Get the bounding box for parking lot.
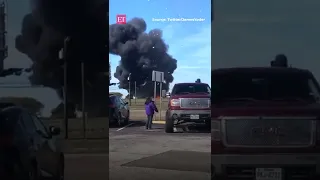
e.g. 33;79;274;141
109;120;211;180
47;110;210;180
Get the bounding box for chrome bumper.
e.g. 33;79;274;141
212;154;320;176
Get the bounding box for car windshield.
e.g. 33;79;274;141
172;84;211;95
109;96;116;104
212;71;320;103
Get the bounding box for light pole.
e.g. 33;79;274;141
0;1;8;73
128;74;131;105
81;61;86;138
62;37;70;139
134;81;136;104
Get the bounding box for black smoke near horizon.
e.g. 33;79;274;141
15;0;109;116
109;18;178;97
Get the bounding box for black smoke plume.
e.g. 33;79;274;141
15;0;109;116
109;18;177;97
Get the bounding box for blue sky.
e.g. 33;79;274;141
109;0;211;96
0;0;211;116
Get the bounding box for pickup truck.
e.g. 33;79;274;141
211;67;320;180
165;82;211;133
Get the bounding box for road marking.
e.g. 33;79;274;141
153;121;166;124
116;123;135;131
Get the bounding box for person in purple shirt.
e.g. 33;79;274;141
144;97;158;129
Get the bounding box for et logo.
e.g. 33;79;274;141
116;14;126;24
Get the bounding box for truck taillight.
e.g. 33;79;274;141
170;99;180;107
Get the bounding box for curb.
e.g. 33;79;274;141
153;120;166;124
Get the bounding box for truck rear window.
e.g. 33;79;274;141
172;84;211;95
212;72;320;103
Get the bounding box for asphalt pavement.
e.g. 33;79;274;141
65;153;109;180
109;120;211;180
59;118;210;180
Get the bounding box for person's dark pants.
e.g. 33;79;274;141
146;115;153;129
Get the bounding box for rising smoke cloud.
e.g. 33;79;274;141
109;18;177;97
15;0;109;116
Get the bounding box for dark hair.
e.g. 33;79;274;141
145;97;152;105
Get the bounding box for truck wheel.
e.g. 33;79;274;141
165;118;174;133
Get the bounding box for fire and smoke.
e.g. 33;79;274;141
15;0;109;116
109;18;177;97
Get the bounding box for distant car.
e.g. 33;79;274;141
109;95;130;126
0;105;64;180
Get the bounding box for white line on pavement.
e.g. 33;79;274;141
116;123;135;131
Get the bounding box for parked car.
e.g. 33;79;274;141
211;67;320;179
165;82;211;133
109;95;130;126
0;104;64;180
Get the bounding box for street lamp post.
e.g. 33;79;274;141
81;61;86;138
62;37;70;139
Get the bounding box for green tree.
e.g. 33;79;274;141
0;97;44;114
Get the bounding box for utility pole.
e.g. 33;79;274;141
0;2;7;73
128;80;131;105
128;74;131;105
81;61;86;139
159;74;163;121
134;81;137;104
62;37;70;139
